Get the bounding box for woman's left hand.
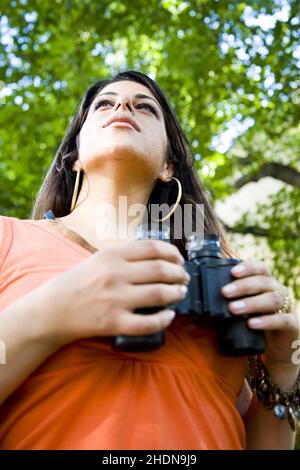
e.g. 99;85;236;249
221;260;300;365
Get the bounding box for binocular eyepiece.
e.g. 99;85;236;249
113;225;265;357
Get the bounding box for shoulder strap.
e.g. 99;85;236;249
44;210;56;220
43;211;98;254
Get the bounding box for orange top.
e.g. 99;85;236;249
0;215;247;450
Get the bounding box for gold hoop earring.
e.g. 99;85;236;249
70;168;81;212
152;177;182;222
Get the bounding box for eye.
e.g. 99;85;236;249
94;99;113;110
94;99;158;116
136;103;158;116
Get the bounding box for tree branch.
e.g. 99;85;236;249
223;222;298;239
235;162;300;188
223;223;270;237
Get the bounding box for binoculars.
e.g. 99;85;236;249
112;225;265;357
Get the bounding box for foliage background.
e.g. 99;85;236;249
0;0;300;448
1;0;299;296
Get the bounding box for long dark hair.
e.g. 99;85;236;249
31;70;235;258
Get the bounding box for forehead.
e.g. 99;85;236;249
97;80;156;99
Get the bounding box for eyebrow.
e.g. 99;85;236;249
96;92;161;109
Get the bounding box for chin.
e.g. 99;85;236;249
98;144;145;161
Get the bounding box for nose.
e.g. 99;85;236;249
113;95;134;113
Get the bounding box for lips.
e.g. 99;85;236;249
103;115;140;131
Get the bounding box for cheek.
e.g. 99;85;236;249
154;130;168;161
78;120;99;152
143;131;165;162
80;118;98;139
148;124;167;147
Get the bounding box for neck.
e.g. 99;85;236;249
60;168;156;246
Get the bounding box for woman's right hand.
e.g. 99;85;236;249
46;239;190;346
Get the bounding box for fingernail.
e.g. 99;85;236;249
231;300;246;311
184;273;191;284
180;285;188;296
232;264;245;274
164;310;176;321
223;283;237;294
180;255;185;264
248;318;263;327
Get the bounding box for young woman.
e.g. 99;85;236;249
0;70;299;450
